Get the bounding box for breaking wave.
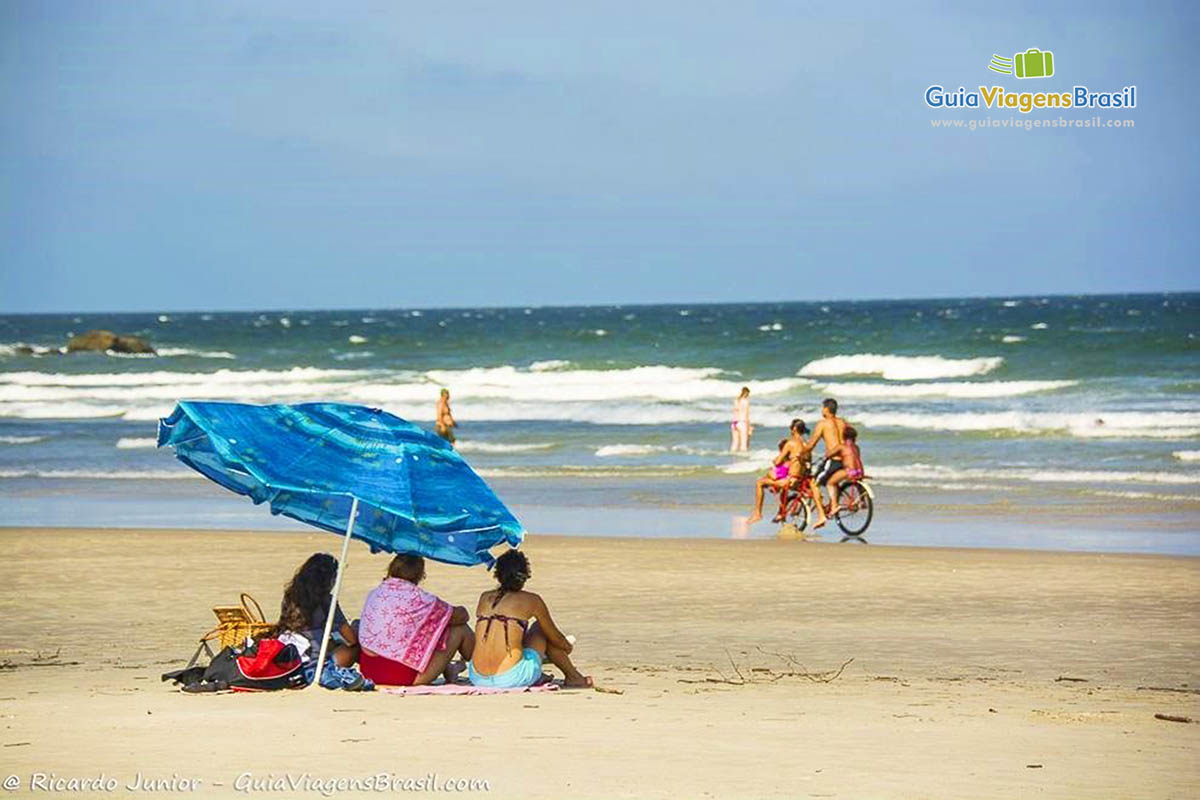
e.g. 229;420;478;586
868;463;1200;486
0;468;196;480
455;441;557;454
853;410;1200;439
115;437;158;449
156;348;236;359
815;380;1075;399
799;354;1003;381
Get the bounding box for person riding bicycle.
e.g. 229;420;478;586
770;424;815;522
806;398;847;529
821;425;864;520
747;419;811;525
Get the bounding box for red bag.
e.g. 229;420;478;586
198;638;306;692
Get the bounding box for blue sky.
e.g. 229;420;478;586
2;1;1196;312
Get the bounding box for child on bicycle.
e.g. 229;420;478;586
820;425;864;521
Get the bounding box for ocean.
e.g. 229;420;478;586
1;294;1197;554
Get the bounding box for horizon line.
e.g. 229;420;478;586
1;288;1196;318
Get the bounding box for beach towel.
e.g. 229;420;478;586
359;578;452;671
379;683;559;696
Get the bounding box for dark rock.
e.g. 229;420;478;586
66;329;156;355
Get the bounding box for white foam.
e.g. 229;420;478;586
529;360;571;372
403;365;805;404
0;343;64;357
122;406;181;421
156;348;237;359
0;402;129;419
0;468;196;480
1089;490;1199;503
595;444;668;457
798;354;1003;381
1031;322;1049;330
115;437;157;449
455;441;556;454
0;367;370;387
1173;450;1200;462
1001;335;1026;344
348;335;369;344
816;380;1075;399
0;435;45;445
0;364;803;413
719;449;780;474
853;410;1200;439
869;463;1200;486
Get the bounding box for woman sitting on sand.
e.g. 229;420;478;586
357;554;475;686
469;550;592;689
276;553;367;689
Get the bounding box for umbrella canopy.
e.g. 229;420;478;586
157;401;523;566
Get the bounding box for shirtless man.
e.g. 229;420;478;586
435;388;457;446
746;419;811;524
806;398;847;529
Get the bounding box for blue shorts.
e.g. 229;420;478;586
468;648;543;689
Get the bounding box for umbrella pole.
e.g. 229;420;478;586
311;496;359;691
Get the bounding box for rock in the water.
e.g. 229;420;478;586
66;329;156;355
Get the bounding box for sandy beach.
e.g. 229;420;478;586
0;527;1196;798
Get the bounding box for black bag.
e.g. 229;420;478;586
164;638;306;692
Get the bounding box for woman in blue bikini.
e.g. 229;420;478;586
468;550;592;689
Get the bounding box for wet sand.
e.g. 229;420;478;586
1;527;1197;798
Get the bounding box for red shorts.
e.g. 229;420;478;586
359;650;419;686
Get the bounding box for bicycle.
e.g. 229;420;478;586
776;464;875;537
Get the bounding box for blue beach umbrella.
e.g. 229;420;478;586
157;401;524;685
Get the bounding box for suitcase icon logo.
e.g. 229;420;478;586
988;48;1055;79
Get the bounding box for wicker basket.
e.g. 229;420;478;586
210;593;274;648
187;593;274;666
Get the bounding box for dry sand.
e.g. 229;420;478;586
1;527;1197;799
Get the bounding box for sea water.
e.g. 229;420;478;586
1;294;1196;553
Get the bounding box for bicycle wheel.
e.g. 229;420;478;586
835;482;873;536
787;495;811;531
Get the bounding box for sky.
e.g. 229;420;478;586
1;1;1197;313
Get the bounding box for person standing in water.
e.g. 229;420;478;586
435;388;457;446
730;386;752;452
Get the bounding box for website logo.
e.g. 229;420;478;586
925;46;1135;114
989;48;1055;79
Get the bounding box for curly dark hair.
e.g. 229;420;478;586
276;553;337;634
492;549;530;596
